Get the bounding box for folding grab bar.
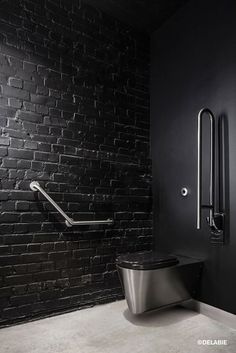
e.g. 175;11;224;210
197;108;215;229
30;181;113;227
197;108;224;235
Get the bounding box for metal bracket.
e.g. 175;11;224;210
207;213;225;243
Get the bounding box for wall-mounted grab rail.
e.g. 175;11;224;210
197;108;215;229
30;181;113;227
197;108;224;236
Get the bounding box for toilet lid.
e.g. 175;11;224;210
116;251;179;270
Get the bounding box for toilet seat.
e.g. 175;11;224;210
116;251;179;270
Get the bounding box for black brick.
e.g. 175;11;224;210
16;111;43;123
0;137;10;146
0;213;20;223
8;77;23;88
0;147;7;157
10;294;38;306
2;159;17;168
5;274;32;285
32;271;60;281
0;0;152;326
34;151;59;162
0;246;10;255
8;149;34;160
16;202;29;211
3;235;33;245
10;191;35;201
2;86;30;100
21;252;48;263
0;287;12;298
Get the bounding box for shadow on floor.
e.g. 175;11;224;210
123;305;199;328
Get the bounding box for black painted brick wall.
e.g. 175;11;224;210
0;0;152;325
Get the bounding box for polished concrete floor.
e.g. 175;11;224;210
0;300;235;353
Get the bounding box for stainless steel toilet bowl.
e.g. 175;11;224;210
117;254;203;314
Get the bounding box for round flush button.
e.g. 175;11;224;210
181;187;188;197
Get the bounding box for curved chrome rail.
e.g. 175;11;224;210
197;108;224;235
30;181;113;227
197;108;215;229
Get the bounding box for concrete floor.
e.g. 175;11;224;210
0;300;235;353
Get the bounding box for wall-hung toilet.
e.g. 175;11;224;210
116;251;203;314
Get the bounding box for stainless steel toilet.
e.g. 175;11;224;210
116;251;203;314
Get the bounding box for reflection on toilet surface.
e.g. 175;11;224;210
117;252;203;314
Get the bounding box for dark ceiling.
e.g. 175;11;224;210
84;0;189;33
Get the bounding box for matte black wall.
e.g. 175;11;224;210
151;0;236;314
0;0;152;325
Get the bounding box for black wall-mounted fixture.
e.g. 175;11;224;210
197;108;226;244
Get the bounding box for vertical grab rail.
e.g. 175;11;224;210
197;108;215;229
197;108;225;237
